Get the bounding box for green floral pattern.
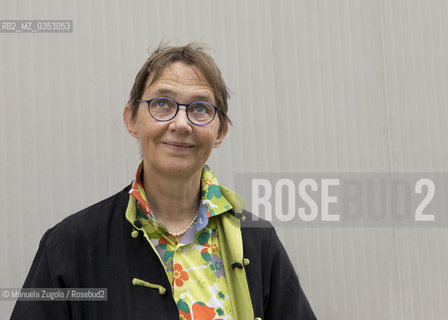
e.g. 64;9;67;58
129;162;234;319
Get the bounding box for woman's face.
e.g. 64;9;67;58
124;62;228;179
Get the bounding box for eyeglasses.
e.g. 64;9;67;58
137;97;220;126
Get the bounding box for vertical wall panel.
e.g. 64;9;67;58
1;0;447;319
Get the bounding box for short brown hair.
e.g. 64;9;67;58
127;43;231;133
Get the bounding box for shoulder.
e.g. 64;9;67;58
240;209;276;237
42;184;131;248
239;209;282;256
239;209;297;272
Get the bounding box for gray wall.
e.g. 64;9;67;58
1;0;447;319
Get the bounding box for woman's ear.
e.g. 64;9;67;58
123;105;139;138
213;121;229;148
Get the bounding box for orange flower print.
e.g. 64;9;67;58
203;178;213;186
192;302;215;320
173;263;189;287
200;242;210;255
179;310;192;320
210;242;219;254
200;241;219;257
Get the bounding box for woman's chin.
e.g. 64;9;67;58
159;162;202;178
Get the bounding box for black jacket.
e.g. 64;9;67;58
11;185;316;319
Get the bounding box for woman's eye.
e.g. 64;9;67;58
156;100;168;108
194;104;207;113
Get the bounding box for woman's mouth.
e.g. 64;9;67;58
162;141;194;151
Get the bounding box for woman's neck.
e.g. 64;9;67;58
142;162;202;231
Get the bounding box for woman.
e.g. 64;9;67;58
11;43;316;320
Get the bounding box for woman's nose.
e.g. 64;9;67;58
168;105;193;133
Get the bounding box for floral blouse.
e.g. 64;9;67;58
129;162;234;320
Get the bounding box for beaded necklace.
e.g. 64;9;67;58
170;211;199;237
